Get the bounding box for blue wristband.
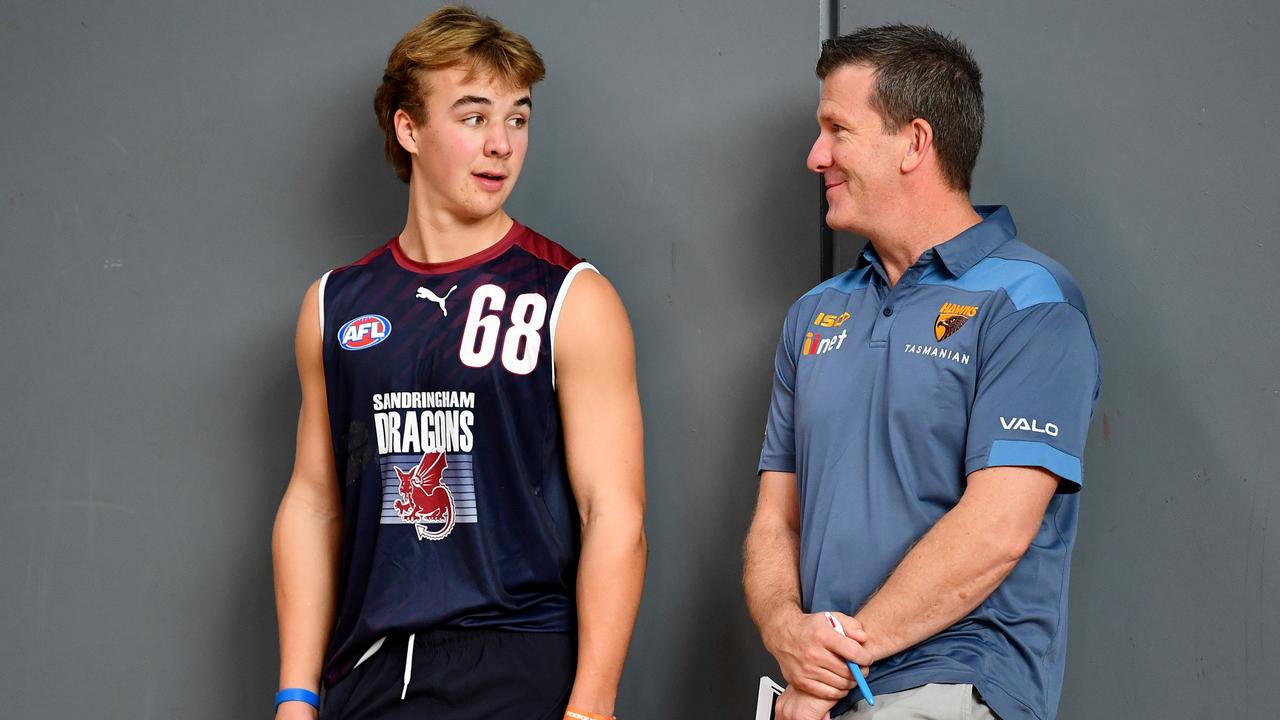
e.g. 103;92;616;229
275;688;321;712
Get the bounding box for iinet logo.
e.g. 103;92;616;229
802;328;848;356
1000;417;1059;437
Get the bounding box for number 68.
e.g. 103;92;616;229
458;284;547;375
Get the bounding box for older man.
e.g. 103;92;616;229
745;25;1101;720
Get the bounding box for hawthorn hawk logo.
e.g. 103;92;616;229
934;302;979;342
392;450;456;541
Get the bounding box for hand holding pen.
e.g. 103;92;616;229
824;612;875;706
760;609;873;705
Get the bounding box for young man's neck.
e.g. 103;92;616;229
864;189;982;287
398;203;514;265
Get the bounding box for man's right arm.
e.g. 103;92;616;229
272;280;342;720
743;471;869;707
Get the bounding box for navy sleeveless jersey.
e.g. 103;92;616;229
317;221;593;687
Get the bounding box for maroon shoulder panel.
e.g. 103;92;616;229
512;224;582;271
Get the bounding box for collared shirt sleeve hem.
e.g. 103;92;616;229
757;456;796;475
758;303;802;480
968;439;1083;490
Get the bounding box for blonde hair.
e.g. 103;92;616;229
374;5;546;183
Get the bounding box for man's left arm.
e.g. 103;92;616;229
554;269;647;718
856;299;1101;662
852;465;1057;661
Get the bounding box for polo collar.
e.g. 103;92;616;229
933;205;1017;276
854;205;1017;278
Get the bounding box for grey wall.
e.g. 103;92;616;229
0;1;818;718
3;1;1278;719
832;2;1280;718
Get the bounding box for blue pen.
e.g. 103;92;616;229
823;611;875;706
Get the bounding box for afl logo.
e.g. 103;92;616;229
338;314;392;351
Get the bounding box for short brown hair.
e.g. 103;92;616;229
373;5;546;183
817;24;983;192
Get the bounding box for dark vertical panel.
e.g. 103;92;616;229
0;1;821;717
818;0;838;280
831;2;1280;717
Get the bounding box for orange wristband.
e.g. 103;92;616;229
565;708;614;720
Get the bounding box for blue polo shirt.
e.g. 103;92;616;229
759;206;1101;720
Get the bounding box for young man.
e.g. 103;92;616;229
272;7;646;720
744;25;1101;720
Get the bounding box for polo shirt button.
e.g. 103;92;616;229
883;307;894;317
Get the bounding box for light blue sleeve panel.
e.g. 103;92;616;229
965;301;1101;490
759;304;801;474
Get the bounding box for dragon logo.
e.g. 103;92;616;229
392;450;455;541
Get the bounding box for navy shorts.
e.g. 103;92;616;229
320;629;576;720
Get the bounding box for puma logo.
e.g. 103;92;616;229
417;285;458;316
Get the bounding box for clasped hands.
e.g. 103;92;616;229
764;610;873;720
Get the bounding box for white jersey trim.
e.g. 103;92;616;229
549;261;599;389
317;270;332;340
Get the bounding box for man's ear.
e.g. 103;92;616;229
900;117;934;175
394;108;420;155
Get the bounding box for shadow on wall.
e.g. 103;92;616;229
224;355;298;715
637;100;815;717
222;82;405;713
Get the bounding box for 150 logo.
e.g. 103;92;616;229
813;311;851;328
459;284;548;375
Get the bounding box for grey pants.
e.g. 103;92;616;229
834;683;999;720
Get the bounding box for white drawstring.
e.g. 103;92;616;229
354;637;385;669
401;633;415;700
